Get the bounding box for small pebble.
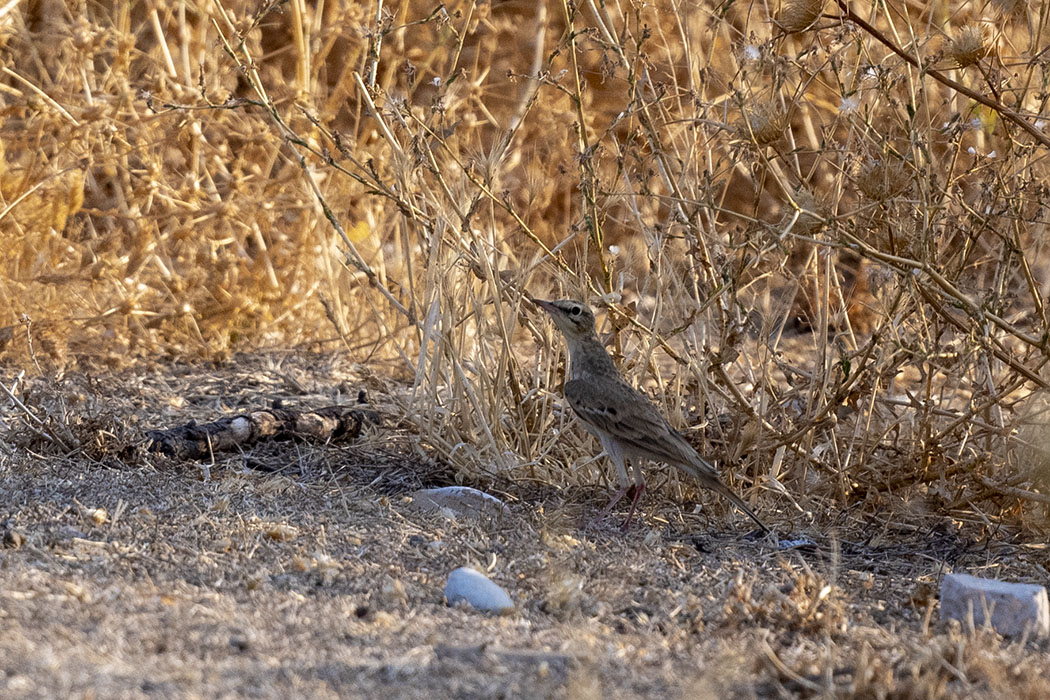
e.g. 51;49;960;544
409;487;507;520
444;567;514;614
263;523;298;541
3;528;25;549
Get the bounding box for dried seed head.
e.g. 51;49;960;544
736;103;787;146
777;0;824;33
781;188;827;236
856;158;911;201
947;26;990;68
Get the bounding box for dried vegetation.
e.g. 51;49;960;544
3;0;1050;695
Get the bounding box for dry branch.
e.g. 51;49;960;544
145;395;380;460
978;476;1050;506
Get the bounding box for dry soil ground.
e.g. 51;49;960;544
2;354;1049;699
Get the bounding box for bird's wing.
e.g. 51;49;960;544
564;378;718;480
564;378;660;440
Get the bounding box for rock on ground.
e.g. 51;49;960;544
408;487;507;520
444;567;514;614
940;573;1050;637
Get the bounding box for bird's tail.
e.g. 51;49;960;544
680;453;771;534
713;482;770;535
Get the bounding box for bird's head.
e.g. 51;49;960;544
535;299;596;339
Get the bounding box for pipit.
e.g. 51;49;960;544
536;299;769;533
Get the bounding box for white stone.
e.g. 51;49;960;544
940;573;1050;637
444;567;514;614
409;487;507;520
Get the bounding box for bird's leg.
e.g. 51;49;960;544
620;460;647;531
594;484;630;521
588;437;632;526
620;483;646;531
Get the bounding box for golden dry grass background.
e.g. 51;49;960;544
3;0;1050;532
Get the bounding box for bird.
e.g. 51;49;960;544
535;298;769;533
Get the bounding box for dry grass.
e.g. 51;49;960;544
3;0;1050;694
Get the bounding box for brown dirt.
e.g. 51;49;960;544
2;354;1049;699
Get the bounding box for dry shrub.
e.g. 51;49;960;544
722;561;847;636
2;0;1050;534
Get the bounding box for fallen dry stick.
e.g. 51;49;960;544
146;393;380;460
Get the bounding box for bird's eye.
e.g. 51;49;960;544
570;306;581;316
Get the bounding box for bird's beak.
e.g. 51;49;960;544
533;299;558;315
